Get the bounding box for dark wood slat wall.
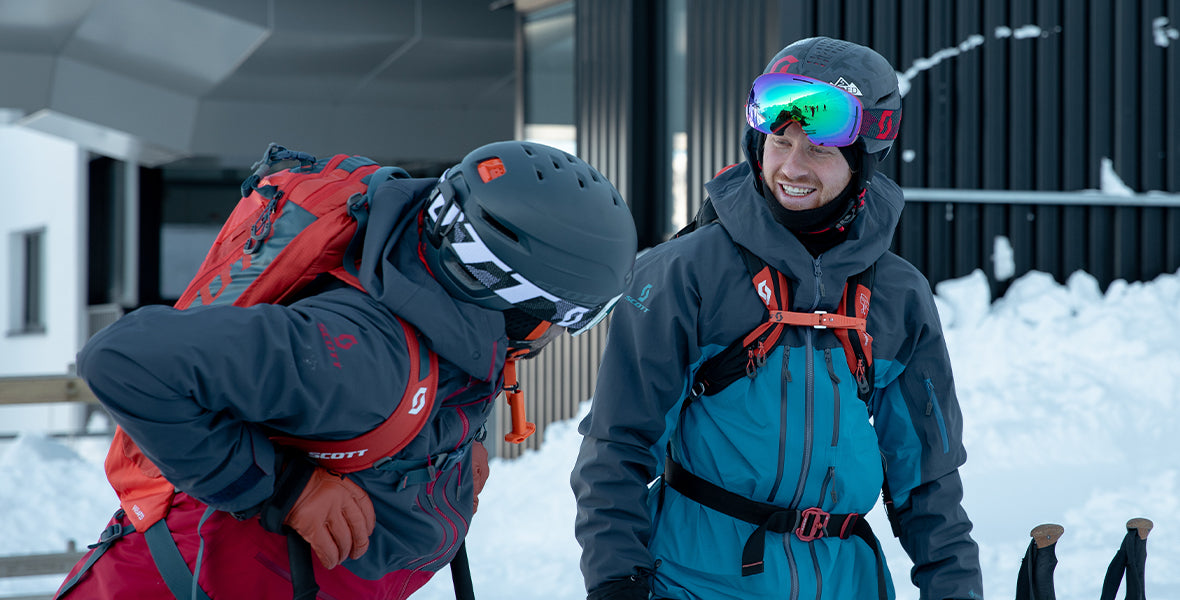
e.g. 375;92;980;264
672;0;1178;296
683;0;771;223
494;0;1178;457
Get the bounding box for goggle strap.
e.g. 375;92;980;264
859;107;902;141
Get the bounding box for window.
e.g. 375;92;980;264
9;228;46;335
666;0;687;232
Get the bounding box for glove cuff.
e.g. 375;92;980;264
258;454;316;533
587;574;651;600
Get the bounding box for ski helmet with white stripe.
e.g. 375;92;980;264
421;141;637;335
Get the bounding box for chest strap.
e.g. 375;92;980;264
664;456;886;598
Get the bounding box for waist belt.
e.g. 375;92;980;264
664;456;887;598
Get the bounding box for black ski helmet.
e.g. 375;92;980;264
761;36;902;158
421;140;637;334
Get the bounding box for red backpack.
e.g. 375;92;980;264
104;143;439;533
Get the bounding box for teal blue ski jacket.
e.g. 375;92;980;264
572;140;983;600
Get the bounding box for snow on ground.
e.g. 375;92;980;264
2;267;1178;600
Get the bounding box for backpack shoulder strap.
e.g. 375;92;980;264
343;165;412;279
686;245;785;400
688;250;879;406
269;318;439;473
673;196;721;239
834;262;876;404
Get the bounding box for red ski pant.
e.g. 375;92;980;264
55;493;435;600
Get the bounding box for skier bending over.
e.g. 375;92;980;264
58;141;638;599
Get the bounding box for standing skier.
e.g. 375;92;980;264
571;37;984;599
57;141;637;599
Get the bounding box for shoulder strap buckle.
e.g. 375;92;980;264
768;310;866;331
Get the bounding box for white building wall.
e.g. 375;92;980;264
0;125;89;431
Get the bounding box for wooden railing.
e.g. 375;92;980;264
0;377;98;406
0;378;97;598
0;542;85;600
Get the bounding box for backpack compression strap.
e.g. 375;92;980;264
686;257;790;400
835;265;875;400
269;318;439;473
687;243;876;405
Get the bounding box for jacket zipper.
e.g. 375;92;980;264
923;378;951;453
819;466;836;506
824;348;841;446
404;465;465;573
789;256;824;510
767;348;790;503
785;257;825;600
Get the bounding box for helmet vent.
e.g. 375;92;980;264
552;158;562;169
522;145;535;156
577;177;585;188
535;168;544;181
481;213;519;241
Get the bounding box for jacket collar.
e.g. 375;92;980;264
356;178;506;381
704;159;903;311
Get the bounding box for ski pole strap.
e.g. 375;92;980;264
663;455;886;598
142;517;212;600
450;541;476;600
287;532;321;600
56;509;136;598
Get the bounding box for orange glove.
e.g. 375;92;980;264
283;467;375;569
472;440;490;513
257;456;376;570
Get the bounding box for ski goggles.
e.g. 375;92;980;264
745;73;900;147
426;182;613;334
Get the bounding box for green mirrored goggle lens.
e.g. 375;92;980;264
745;73;863;147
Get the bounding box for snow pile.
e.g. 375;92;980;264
2;268;1178;600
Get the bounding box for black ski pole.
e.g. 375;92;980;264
451;541;475;600
287;532;320;600
1015;523;1064;600
1099;517;1152;600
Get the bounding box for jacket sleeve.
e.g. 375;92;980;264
870;274;984;600
77;287;411;513
570;244;706;594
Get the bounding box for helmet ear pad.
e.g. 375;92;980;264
503;307;545;342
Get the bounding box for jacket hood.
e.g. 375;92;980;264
704;157;903;311
354;177;507;381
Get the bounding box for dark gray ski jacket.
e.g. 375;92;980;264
78;177;505;579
